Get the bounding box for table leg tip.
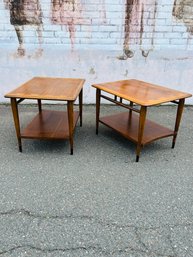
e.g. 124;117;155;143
136;156;139;162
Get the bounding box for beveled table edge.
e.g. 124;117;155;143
4;77;86;101
92;79;192;106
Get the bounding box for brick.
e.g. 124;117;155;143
0;1;192;51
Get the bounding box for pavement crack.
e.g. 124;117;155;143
0;245;103;255
0;246;23;256
132;227;175;257
0;244;177;256
0;208;94;221
1;208;193;230
0;209;192;256
134;226;149;251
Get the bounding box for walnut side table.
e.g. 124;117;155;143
5;77;85;154
92;79;192;162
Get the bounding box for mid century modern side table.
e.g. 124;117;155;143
5;77;85;154
92;79;192;162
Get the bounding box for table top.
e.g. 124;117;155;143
5;77;85;101
92;79;192;106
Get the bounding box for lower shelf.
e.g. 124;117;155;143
99;112;174;145
21;110;79;140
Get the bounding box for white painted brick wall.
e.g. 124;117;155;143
0;0;192;50
0;0;193;104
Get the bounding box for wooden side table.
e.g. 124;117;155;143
92;79;192;162
5;77;85;154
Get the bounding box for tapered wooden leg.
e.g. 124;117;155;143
79;89;83;127
67;101;74;155
37;99;42;113
172;98;185;149
96;89;101;135
136;106;147;162
11;98;22;152
129;101;133;124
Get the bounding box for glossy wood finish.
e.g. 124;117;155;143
96;88;101;135
5;77;85;101
79;89;83;127
67;101;74;155
5;77;85;154
100;112;174;145
10;98;22;152
21;110;79;139
92;79;192;106
93;79;192;161
172;98;185;149
136;106;147;162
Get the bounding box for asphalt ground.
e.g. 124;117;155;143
0;104;193;257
